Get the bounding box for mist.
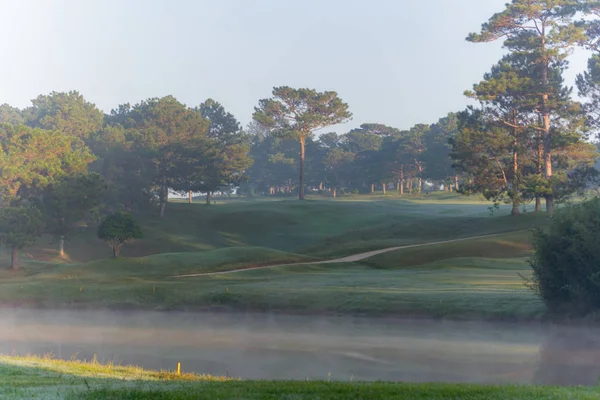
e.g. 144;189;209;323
0;308;598;385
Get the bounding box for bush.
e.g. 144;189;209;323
529;197;600;314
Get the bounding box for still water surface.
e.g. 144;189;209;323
1;309;598;385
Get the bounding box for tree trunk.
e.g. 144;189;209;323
408;179;413;194
399;166;404;196
112;244;120;258
333;188;337;198
319;182;323;191
159;174;167;218
512;201;520;216
299;137;306;200
206;192;211;205
512;112;520;217
418;178;422;194
59;236;65;258
535;118;543;213
382;184;387;195
188;190;193;204
371;184;375;193
454;176;459;192
541;37;554;217
10;246;19;270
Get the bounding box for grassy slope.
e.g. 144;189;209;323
0;232;544;318
17;192;546;263
0;193;550;317
1;356;598;400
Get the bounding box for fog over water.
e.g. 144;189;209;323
2;309;599;385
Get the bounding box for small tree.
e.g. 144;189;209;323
529;198;600;315
0;206;44;269
97;213;142;258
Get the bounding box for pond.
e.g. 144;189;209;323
1;309;598;385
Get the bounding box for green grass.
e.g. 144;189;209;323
17;194;545;263
363;230;534;269
80;383;600;400
0;232;544;319
0;195;551;318
0;355;598;399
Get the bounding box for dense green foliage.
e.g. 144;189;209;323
97;213;143;257
529;197;600;314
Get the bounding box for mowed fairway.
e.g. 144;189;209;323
0;194;548;319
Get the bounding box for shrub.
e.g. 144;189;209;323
529;197;600;314
97;212;142;258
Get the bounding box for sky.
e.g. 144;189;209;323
0;0;592;133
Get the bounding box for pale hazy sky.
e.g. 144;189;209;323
0;0;591;133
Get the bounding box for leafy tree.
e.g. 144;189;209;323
379;133;410;195
462;54;538;215
452;108;514;207
528;198;600;314
192;99;252;204
43;173;106;257
323;147;354;197
199;99;241;141
344;125;385;153
342;124;386;192
117;96;208;216
253;87;351;200
25;91;104;140
404;124;430;193
97;212;143;258
0;124;95;203
468;0;587;216
0;104;23;125
0;206;44;269
423;113;459;188
242;124;297;196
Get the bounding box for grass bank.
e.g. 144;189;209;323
0;355;598;400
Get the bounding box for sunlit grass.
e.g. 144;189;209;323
0;355;599;399
0;354;230;382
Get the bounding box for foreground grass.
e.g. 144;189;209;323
82;383;600;400
0;355;598;400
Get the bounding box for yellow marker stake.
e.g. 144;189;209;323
177;362;181;375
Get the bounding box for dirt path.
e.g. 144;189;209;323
173;233;505;278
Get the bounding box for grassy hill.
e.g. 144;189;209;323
0;193;551;318
14;192;547;263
